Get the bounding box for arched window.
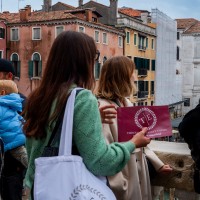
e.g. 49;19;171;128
11;53;20;78
177;46;180;60
28;52;42;78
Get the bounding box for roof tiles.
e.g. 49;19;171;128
176;18;198;29
118;8;141;17
0;10;76;23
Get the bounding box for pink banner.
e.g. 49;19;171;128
117;106;172;142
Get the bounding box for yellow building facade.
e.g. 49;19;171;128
117;11;156;106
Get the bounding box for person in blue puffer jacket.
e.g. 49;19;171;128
0;80;27;168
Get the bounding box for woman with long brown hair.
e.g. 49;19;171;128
97;56;172;200
23;31;150;199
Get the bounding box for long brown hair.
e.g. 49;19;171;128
23;31;97;139
97;56;136;102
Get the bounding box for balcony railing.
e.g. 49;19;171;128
138;68;147;76
138;91;148;98
138;45;146;51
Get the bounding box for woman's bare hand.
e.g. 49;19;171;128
158;164;173;174
131;127;151;148
99;104;117;124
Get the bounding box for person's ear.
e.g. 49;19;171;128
6;72;13;80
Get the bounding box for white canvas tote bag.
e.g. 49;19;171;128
34;88;116;200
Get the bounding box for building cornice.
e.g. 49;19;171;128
6;18;125;36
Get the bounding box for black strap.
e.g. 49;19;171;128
47;109;65;147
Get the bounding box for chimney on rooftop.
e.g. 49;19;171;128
79;0;83;7
85;9;92;22
25;5;31;16
43;0;52;12
109;0;118;25
141;12;149;24
19;9;28;22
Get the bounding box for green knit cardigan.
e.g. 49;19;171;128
25;89;135;190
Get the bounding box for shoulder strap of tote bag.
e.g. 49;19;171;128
58;87;82;156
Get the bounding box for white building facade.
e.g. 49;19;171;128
176;19;200;114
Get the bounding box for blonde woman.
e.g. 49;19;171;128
97;56;172;200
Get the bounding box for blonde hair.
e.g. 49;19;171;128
97;56;136;101
0;80;18;94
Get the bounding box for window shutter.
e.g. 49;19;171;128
146;38;148;48
151;60;155;71
134;34;137;45
147;59;150;70
38;61;42;77
28;61;33;78
95;62;101;79
17;61;21;78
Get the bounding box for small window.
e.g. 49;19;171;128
94;30;100;43
145;102;148;106
92;17;98;23
11;53;20;78
184;98;190;107
126;31;130;44
118;36;123;47
0;51;3;59
151;39;154;49
0;27;5;39
102;32;108;44
134;33;137;45
55;26;64;37
79;26;85;33
32;27;41;40
151;101;154;106
11;28;19;41
177;32;180;40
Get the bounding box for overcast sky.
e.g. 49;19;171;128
1;0;200;20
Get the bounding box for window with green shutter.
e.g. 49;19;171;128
146;37;148;48
31;53;42;77
134;33;137;45
144;59;150;70
126;31;130;44
0;27;5;39
151;39;154;49
11;53;20;78
151;60;156;71
94;62;101;79
134;57;139;69
151;81;154;95
28;60;33;78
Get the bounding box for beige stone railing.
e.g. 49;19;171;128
148;140;200;200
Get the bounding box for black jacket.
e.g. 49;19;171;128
178;104;200;193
